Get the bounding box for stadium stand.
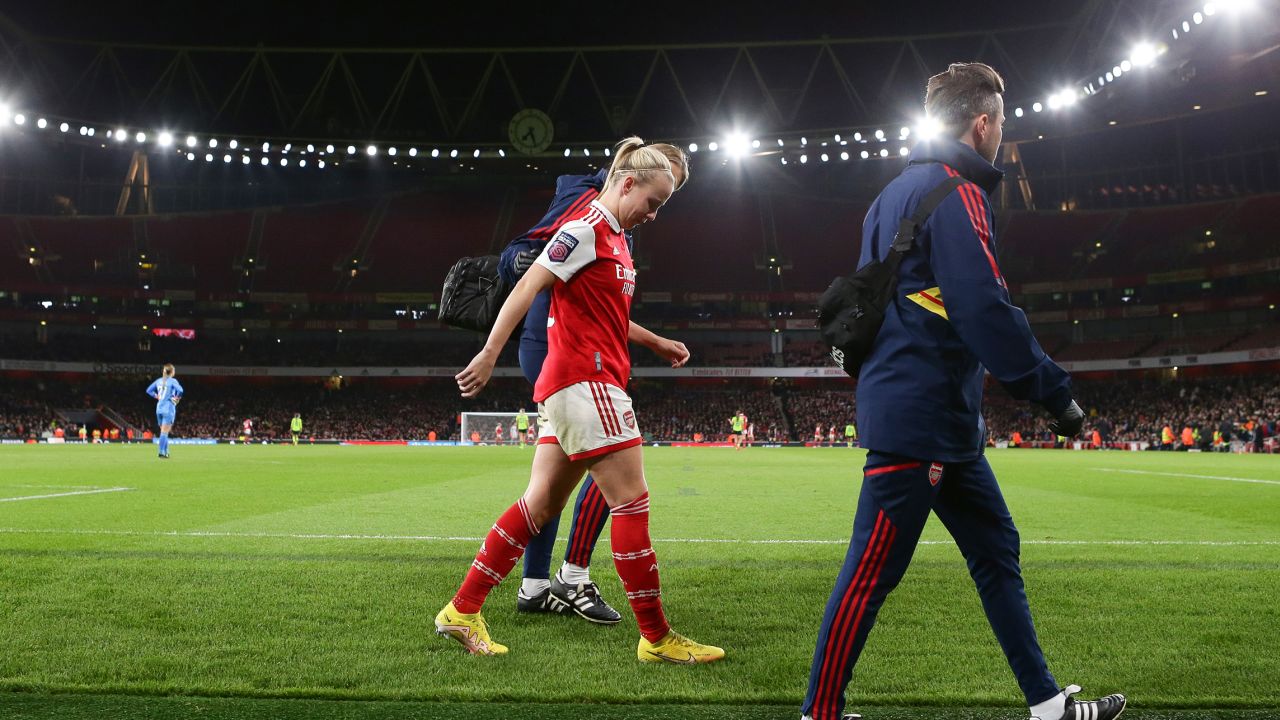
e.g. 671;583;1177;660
147;211;255;292
349;190;499;293
998;209;1118;280
772;196;870;291
29;215;135;286
254;199;375;292
638;190;768;292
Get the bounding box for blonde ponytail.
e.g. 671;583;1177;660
601;136;673;194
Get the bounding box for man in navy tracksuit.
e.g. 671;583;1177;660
801;64;1126;720
499;150;687;624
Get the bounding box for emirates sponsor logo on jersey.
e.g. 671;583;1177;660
929;462;943;486
616;264;637;297
547;231;579;262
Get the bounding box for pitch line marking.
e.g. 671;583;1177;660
1098;468;1280;486
1;484;107;490
0;487;133;503
0;527;1275;547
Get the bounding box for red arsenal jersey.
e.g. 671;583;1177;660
532;200;635;401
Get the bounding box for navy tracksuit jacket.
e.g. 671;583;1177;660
803;139;1074;720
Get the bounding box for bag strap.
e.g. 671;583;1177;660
888;175;967;255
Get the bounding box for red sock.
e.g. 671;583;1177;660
452;498;539;614
609;492;670;642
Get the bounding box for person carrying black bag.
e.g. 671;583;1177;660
800;63;1124;720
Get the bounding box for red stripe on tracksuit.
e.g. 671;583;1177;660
568;482;608;566
942;165;1003;283
864;461;921;477
830;521;898;711
530;191;598;240
815;510;897;720
813;512;886;714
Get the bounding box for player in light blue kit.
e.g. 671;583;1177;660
145;363;184;459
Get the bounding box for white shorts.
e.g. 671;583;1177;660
538;381;642;461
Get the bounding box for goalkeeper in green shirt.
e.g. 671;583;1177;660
290;413;303;446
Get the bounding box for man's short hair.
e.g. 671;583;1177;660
924;63;1005;139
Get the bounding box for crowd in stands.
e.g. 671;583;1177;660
1;373;1277;450
783;389;858;444
0;384;49;439
629;381;788;443
985;375;1280;451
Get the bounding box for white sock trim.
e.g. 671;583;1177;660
558;562;591;585
1029;686;1070;720
520;577;550;596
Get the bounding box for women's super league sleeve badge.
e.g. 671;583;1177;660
547;231;579;263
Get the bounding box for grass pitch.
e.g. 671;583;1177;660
1;445;1277;719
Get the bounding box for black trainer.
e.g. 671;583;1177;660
516;585;566;614
1041;685;1127;720
549;572;622;625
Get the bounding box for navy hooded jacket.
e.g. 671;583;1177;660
855;138;1073;462
498;169;633;347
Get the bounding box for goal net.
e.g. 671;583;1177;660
460;411;537;446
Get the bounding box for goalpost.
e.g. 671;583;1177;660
460;411;537;446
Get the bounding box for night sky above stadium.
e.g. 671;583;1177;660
6;0;1078;49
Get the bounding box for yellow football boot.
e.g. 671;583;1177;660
434;601;508;656
637;630;724;664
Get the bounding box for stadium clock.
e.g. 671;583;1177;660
508;109;554;155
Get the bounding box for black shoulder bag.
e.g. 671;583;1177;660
438;255;513;332
817;175;966;377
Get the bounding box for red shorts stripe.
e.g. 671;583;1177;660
598;382;624;435
587;382;609;435
587;382;617;437
864;461;922;477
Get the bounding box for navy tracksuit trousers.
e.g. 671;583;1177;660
802;451;1058;720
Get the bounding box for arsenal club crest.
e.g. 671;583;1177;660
547;231;579;262
623;410;636;429
928;462;943;486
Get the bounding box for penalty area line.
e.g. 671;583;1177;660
0;527;1275;547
